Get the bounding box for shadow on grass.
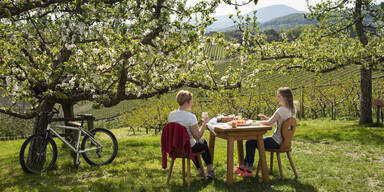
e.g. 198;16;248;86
1;133;320;192
209;177;318;192
295;122;384;146
1;171;72;192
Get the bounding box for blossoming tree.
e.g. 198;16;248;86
237;0;384;124
0;0;259;165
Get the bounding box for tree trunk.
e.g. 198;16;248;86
28;100;55;168
62;103;77;162
355;0;372;124
359;67;373;124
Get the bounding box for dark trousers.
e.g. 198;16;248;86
191;139;212;168
243;136;280;167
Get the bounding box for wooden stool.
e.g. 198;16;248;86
256;118;298;179
166;149;205;187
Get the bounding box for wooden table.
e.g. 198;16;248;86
208;124;272;185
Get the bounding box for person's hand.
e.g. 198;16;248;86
258;113;268;120
203;115;209;123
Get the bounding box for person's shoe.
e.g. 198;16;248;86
233;166;244;174
237;169;254;177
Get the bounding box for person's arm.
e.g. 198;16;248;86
189;116;209;140
259;111;280;126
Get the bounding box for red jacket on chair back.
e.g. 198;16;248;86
161;122;195;169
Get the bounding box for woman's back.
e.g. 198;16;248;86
168;110;198;146
272;107;295;145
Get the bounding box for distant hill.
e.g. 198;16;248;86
206;4;304;32
259;13;317;31
216;13;316;32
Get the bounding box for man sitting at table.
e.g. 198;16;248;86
168;90;215;179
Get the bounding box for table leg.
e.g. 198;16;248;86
227;137;234;185
237;140;244;166
257;135;270;183
209;131;216;162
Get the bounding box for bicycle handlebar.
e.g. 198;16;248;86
45;107;59;121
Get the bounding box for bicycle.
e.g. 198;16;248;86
19;108;118;173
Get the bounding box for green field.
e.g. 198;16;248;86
1;119;383;192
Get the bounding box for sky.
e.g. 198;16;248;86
187;0;384;16
187;0;320;16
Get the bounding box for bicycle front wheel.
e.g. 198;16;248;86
81;128;118;165
19;135;57;173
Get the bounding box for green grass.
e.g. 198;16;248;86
0;119;383;192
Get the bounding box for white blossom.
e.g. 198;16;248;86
66;44;76;50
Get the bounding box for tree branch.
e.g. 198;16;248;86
0;0;72;18
0;108;36;119
222;0;253;6
319;22;354;38
0;0;125;18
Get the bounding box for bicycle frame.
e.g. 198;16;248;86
46;123;103;155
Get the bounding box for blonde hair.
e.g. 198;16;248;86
278;87;295;115
176;90;193;106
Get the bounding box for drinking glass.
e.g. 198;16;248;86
236;113;242;120
202;112;208;119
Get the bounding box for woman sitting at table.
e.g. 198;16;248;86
235;87;296;177
168;90;215;179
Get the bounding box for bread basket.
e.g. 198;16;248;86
218;116;235;122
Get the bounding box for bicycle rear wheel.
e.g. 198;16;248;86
19;135;57;173
81;128;118;165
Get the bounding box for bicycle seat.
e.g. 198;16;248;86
67;121;81;127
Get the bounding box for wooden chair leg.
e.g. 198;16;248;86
166;158;175;185
270;152;274;174
187;158;191;187
182;158;185;183
276;152;283;179
287;152;298;178
197;155;205;180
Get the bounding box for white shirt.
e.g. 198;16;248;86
272;107;295;145
168;110;198;146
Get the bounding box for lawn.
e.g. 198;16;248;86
0;119;383;192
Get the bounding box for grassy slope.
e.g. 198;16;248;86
0;119;383;192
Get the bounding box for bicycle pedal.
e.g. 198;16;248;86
74;161;80;167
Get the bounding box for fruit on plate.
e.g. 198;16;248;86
236;120;247;125
227;119;251;126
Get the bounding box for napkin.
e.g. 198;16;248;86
207;118;217;135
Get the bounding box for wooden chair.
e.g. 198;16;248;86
166;148;205;187
256;117;298;179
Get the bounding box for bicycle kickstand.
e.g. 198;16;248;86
74;153;81;167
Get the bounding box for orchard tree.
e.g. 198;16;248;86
304;0;384;124
238;0;384;124
0;0;260;165
1;0;219;131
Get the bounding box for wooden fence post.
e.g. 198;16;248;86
374;99;384;125
377;104;381;124
156;105;162;135
301;86;305;119
86;115;95;131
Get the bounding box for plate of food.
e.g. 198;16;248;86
236;119;252;126
227;119;252;126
